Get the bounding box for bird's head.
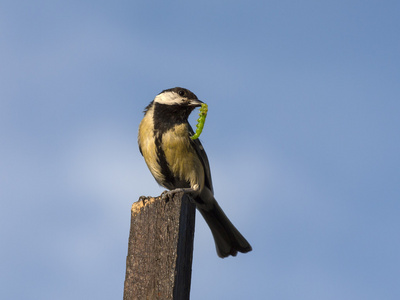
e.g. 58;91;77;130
154;87;203;109
144;87;204;127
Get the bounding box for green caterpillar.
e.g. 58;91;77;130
191;103;208;140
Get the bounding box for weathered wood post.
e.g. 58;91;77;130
123;192;196;300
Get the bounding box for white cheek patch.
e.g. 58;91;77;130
154;92;185;105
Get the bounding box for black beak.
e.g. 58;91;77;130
189;99;204;107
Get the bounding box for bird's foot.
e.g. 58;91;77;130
138;195;150;203
161;185;199;201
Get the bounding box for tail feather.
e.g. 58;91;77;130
198;198;252;258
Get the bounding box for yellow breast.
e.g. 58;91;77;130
162;124;205;190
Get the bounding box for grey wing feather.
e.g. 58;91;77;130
188;125;214;194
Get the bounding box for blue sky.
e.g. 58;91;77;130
1;1;399;299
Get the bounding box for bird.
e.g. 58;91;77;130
138;87;252;258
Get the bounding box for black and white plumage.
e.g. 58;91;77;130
138;87;252;258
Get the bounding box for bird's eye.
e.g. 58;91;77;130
178;90;185;96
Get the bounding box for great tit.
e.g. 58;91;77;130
138;87;252;258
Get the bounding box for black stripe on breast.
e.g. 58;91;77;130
154;133;176;189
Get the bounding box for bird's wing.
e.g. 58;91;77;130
188;125;214;194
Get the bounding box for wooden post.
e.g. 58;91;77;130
123;192;196;300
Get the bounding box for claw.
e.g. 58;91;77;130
139;195;148;203
161;190;171;202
